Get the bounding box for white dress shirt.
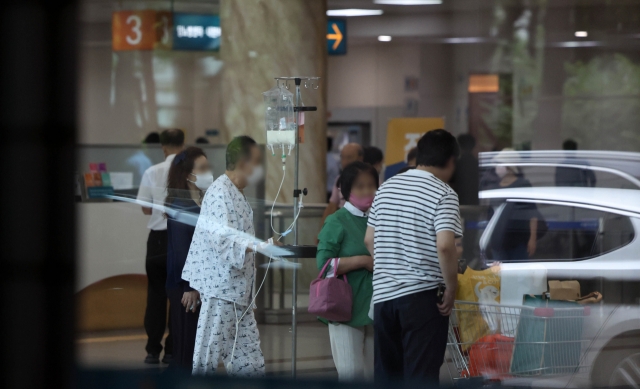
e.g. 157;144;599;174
136;154;176;231
343;201;369;218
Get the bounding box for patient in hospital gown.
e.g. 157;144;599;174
182;136;266;377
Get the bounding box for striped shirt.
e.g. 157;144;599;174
367;169;462;304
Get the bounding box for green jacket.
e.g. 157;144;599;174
316;207;373;327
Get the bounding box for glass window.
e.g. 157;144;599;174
461;205;493;271
479;165;640;190
486;202;634;262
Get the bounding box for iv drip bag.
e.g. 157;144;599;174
263;86;296;153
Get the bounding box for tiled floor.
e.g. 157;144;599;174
77;322;338;379
77;322;458;383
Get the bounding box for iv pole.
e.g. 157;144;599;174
292;78;301;378
273;76;319;378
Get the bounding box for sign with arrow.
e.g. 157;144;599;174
327;19;346;55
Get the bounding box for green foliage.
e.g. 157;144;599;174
480;74;514;149
562;54;640;151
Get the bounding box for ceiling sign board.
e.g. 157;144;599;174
172;13;221;51
112;10;171;51
327;19;346;55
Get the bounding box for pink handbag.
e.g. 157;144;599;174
308;258;353;322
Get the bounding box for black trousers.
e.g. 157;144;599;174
167;287;200;370
374;288;449;383
144;230;172;355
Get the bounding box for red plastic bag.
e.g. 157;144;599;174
464;334;514;379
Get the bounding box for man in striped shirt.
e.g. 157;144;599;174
364;129;462;383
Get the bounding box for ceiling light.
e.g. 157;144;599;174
374;0;442;4
327;9;384;17
378;35;392;42
575;31;588;38
441;37;488;44
551;41;601;48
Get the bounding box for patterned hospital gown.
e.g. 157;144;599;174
182;174;265;376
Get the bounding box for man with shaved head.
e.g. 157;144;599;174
321;142;364;226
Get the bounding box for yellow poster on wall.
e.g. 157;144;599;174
384;117;445;165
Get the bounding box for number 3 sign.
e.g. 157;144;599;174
112;10;157;51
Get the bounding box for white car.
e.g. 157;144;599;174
479;150;640;189
476;186;640;387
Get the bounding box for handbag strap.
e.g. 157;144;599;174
333;258;348;283
317;259;332;279
316;258;348;283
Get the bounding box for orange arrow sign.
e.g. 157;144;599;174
327;23;343;51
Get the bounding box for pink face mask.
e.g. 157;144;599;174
349;194;374;211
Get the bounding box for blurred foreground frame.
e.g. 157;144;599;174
78;369;490;389
0;0;77;388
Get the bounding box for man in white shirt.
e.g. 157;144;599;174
136;129;184;364
182;135;268;377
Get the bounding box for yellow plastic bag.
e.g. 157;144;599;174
455;267;501;350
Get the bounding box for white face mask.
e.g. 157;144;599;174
495;165;509;178
246;165;265;186
188;172;213;191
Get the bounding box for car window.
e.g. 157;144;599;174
460;206;492;271
479;166;639;190
485;202;635;262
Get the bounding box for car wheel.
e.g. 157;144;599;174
591;332;640;388
609;351;640;387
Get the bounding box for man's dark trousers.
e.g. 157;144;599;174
144;229;173;356
374;288;449;383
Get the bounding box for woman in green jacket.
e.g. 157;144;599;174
317;161;379;381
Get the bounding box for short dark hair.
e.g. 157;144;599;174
562;139;578;151
416;129;460;168
363;146;384;166
195;136;209;144
407;147;418;163
143;132;160;144
338;161;379;201
226;135;257;170
160;129;185;147
397;165;416;175
457;133;476;152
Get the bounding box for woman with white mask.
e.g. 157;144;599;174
164;146;212;370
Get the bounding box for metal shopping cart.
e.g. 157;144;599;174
446;300;592;383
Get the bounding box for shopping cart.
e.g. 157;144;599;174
446;300;592;383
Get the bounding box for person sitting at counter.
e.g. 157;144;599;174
164;146;212;370
316;161;378;381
